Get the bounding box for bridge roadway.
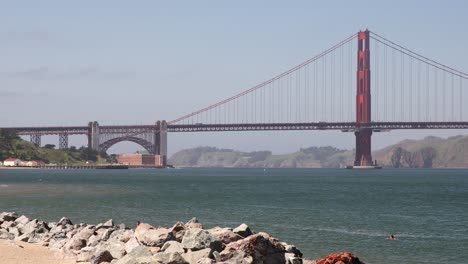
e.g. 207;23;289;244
6;121;468;135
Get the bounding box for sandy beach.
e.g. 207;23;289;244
0;239;84;264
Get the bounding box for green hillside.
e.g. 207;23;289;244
0;129;108;164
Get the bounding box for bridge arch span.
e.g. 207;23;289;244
99;136;154;154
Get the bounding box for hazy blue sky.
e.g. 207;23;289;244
1;1;468;154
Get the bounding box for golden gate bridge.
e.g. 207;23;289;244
4;30;468;168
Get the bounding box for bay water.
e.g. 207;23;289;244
0;168;467;263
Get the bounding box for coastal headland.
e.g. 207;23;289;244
0;212;364;264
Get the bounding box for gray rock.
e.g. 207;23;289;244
0;212;18;222
161;240;185;254
232;224;252;238
91;250;114;264
114;245;152;264
285;252;303;264
110;229;133;243
19;219;50;235
64;237;87;251
99;228;114;241
15;232;34;242
285;244;303;257
182;248;211;264
49;238;67;250
95;239;126;259
196;258;215;264
124;237;140;254
0;228;14;240
8;227;20;237
96;219;114;230
76;246;98;263
185;217;203;229
57;216;73;226
152;251;188;264
14;215;30;226
181;228;222;252
75;225;96;240
171;221;186;242
0;220;15;229
134;223;175;247
87;234;101;247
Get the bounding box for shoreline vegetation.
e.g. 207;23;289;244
0;212;364;264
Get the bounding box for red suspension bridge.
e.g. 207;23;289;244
4;30;468;167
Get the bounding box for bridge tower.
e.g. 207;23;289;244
88;121;100;151
354;30;374;167
154;120;168;166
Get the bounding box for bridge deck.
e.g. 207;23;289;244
3;122;468;135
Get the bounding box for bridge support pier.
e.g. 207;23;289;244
354;129;373;166
30;135;41;147
88;121;100;151
154;120;168;166
351;30;377;168
59;133;69;149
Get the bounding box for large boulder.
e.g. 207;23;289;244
57;217;73;226
64;237;87;251
114;245;152;264
219;232;286;263
95;239;126;259
171;221;186;242
125;237;140;253
8;227;20;237
162;240;185;254
152;251;188;264
96;219;114;230
181;228;223;252
0;220;15;229
233;223;252;238
208;227;242;245
182;248;212;264
314;252;364;264
74;225;96;240
110;229;134;243
185;217;203;229
14;215;30;226
134;223;175;247
0;228;14;240
0;212;18;222
90;250;114;264
19;219;50;235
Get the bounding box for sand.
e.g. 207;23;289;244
0;239;86;264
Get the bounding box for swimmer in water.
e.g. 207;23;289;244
388;234;395;240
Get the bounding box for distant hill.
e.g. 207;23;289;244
374;135;468;168
169;146;353;168
169;135;468;168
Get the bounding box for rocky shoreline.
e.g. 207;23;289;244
0;212;364;264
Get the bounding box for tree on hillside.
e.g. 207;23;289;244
44;144;56;149
78;147;99;162
0;129;20;160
